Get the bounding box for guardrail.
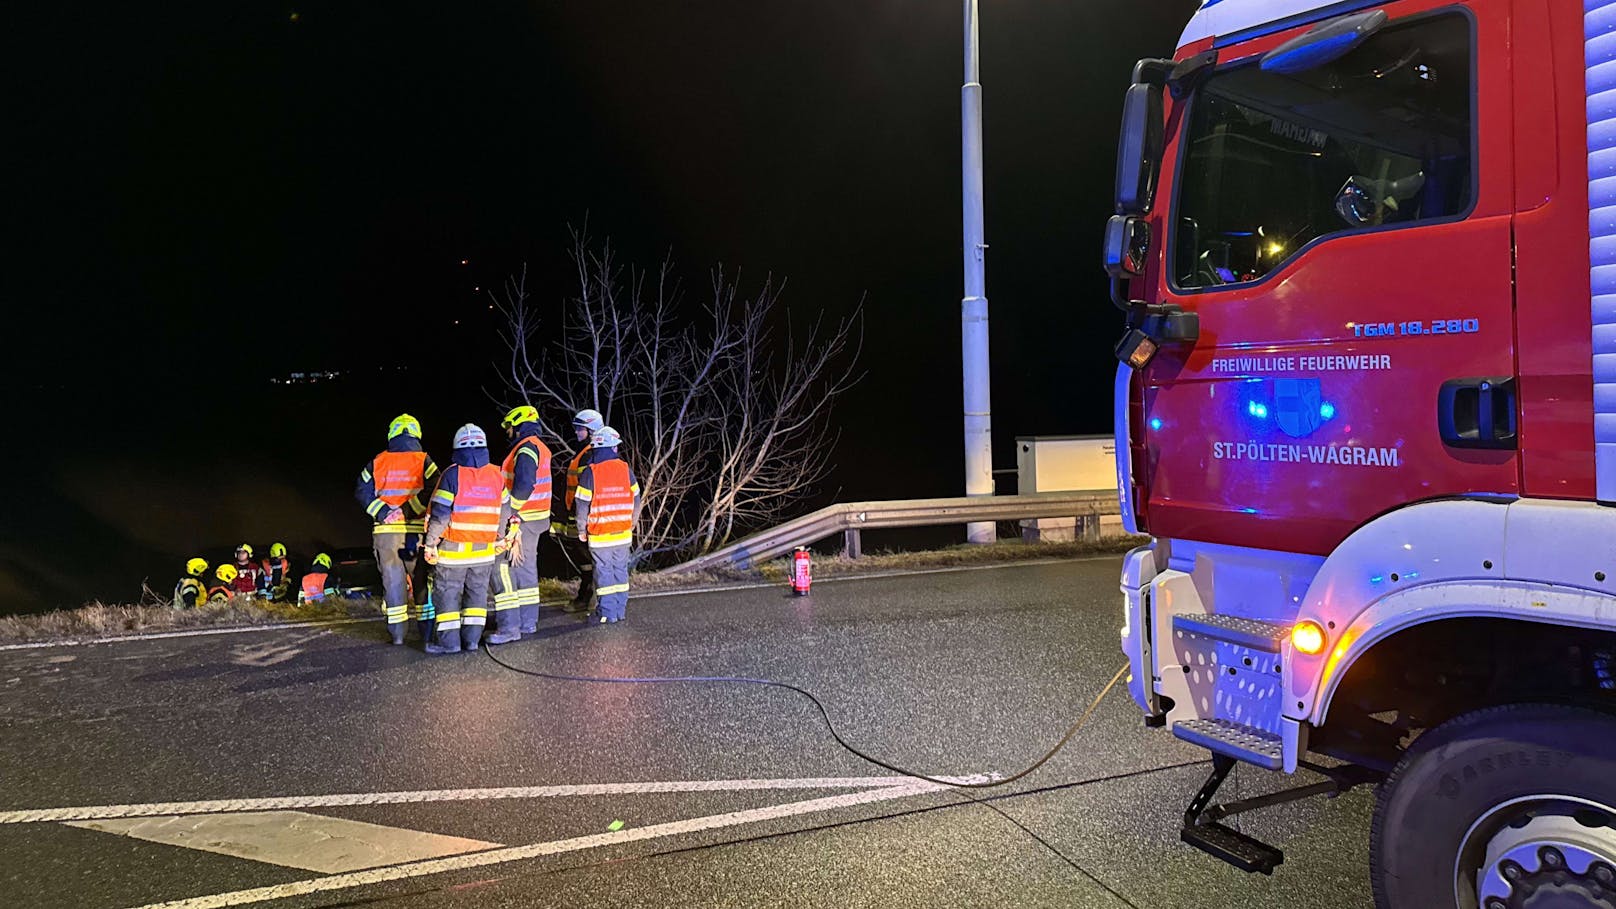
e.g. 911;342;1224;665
666;490;1119;574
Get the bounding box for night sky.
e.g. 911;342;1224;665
5;1;1197;610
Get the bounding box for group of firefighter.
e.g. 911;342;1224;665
172;406;641;653
172;542;316;607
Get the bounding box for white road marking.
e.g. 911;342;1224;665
126;782;945;909
0;775;989;825
227;636;317;667
71;810;501;874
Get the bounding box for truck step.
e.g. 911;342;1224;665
1180;821;1284;875
1173;718;1284;770
1172;613;1287;652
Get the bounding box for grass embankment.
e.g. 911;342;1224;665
0;595;387;646
0;536;1145;646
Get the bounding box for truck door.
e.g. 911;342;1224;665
1138;4;1516;556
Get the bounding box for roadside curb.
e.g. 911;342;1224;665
0;554;1119;652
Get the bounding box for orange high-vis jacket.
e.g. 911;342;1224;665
581;459;636;544
301;572;331;602
444;463;506;544
501;435;553;522
564;445;592;511
373;451;429;508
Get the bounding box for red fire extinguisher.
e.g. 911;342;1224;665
791;547;812;596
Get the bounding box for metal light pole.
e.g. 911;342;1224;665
961;0;995;544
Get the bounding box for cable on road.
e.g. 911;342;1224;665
481;643;1129;791
480;644;1143;905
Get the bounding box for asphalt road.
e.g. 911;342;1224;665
0;558;1376;909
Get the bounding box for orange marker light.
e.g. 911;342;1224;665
1291;620;1326;655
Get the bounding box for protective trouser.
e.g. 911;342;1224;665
560;533;595;607
430;561;494;652
591;541;631;622
412;570;436;643
374;531;421;645
493;519;548;635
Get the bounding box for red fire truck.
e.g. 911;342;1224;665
1106;1;1616;905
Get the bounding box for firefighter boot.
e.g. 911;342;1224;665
566;560;595;613
518;600;540;635
424;634;461;655
486;611;520;645
388;622;406;646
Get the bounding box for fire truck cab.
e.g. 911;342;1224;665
1107;1;1616;905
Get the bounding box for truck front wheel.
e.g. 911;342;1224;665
1371;704;1616;908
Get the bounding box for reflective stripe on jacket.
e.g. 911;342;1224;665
501;435;553;521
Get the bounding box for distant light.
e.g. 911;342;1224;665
1149;417;1162;431
1267;242;1284;256
289;11;300;22
460;259;468;265
1319;402;1336;420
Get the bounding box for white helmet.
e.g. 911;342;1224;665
572;409;605;433
453;423;488;449
591;426;622;449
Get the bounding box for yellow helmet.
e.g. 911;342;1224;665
313;553;332;570
186;557;209;577
388;413;422;440
502;405;539;429
215;564;239;584
235;543;254;558
269;542;287;559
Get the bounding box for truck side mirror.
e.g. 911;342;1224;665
1114;83;1164;215
1104;215;1151;278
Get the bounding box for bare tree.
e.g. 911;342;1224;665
492;229;862;562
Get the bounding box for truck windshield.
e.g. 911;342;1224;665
1172;13;1472;289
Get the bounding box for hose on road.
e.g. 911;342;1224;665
480;644;1145;906
481;642;1128;790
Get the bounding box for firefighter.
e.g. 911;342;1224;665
556;408;605;613
208;564;239;603
493;404;553;640
356;413;440;645
260;542;292;601
422;424;513;654
230;544;261;596
574;426;639;624
174;558;208;609
300;553;335;604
